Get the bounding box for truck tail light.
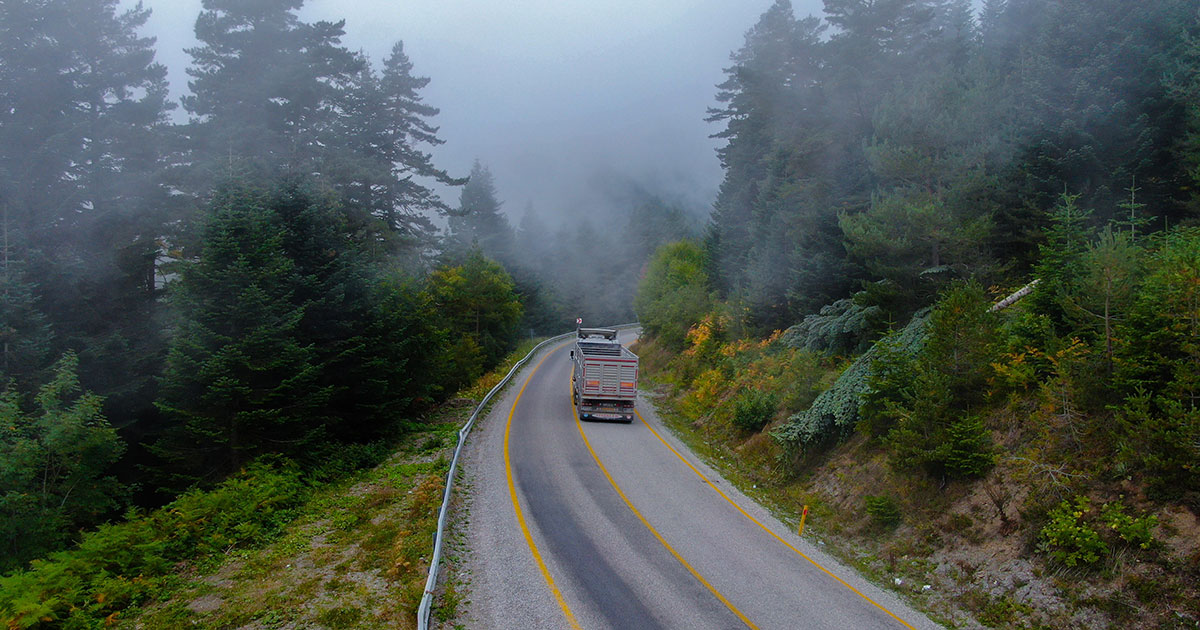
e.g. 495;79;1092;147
586;380;600;388
620;382;634;389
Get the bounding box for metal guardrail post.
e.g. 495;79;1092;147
416;324;638;628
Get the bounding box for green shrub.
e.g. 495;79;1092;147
1115;392;1200;500
0;459;308;629
731;390;778;432
634;240;713;351
938;415;995;479
1100;502;1157;550
858;326;923;438
1037;497;1108;567
871;282;1000;479
0;354;127;572
864;495;902;528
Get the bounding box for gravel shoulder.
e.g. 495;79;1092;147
441;341;571;629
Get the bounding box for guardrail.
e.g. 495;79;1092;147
416;324;638;629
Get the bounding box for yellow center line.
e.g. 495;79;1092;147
570;374;759;630
504;345;582;630
636;410;919;630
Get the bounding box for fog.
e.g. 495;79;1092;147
123;0;827;223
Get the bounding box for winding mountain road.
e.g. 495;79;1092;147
457;330;944;629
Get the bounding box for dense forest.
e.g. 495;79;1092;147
641;0;1200;477
635;0;1200;626
693;0;1199;335
5;0;1200;626
0;0;697;593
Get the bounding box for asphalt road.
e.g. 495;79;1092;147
457;331;945;630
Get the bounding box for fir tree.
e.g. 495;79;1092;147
154;183;332;483
447;160;513;264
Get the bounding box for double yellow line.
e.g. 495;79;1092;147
504;343;753;629
504;342;916;630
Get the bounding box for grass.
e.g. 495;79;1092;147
634;333;1200;630
111;339;551;630
118;450;448;629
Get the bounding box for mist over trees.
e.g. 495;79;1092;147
632;4;1200;606
703;0;1199;337
0;0;499;569
0;0;1198;626
8;0;1196;608
510;182;701;330
179;1;465;256
0;0;700;576
1;0;173;443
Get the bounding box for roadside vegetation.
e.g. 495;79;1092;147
0;339;542;629
633;1;1200;627
6;0;1200;627
1;1;693;623
635;224;1200;628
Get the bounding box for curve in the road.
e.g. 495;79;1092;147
501;337;933;629
636;412;918;630
504;346;582;629
505;341;745;630
570;383;759;630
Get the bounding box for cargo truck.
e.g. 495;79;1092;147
570;327;638;422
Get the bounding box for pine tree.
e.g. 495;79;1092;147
447;161;513;264
375;42;465;240
706;0;795;292
1067;227;1143;375
182;0;362;176
154;183;332;483
706;2;827;298
994;0;1194;231
182;8;461;257
880;281;998;479
0;0;175;458
0;222;51;388
0;0;172;246
1029;192;1095;330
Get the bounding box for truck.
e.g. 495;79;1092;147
570;327;638;422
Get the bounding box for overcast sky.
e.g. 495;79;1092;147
122;0;828;224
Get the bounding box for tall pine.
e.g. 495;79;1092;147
447;160;513;264
154;183;331;484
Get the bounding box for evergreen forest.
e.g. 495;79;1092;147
0;0;696;607
633;1;1200;626
3;0;1200;627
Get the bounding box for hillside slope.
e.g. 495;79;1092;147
631;278;1200;630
